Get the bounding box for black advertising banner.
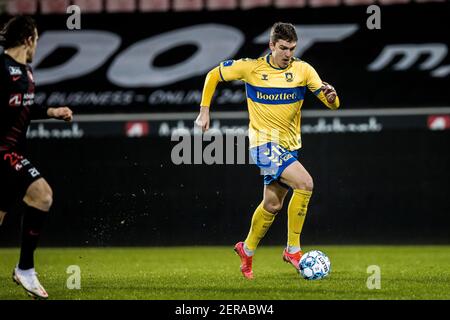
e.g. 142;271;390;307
26;109;450;139
1;3;449;114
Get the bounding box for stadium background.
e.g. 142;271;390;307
0;0;449;247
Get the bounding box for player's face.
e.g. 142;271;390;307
270;39;296;69
26;29;38;64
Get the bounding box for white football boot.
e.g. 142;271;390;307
12;267;48;299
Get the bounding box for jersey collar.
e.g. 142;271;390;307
265;53;289;70
3;52;28;67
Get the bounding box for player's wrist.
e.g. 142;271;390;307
46;107;55;118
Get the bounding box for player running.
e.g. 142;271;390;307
0;16;73;298
195;22;340;279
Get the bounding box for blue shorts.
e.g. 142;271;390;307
250;142;299;189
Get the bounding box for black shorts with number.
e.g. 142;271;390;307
0;149;42;211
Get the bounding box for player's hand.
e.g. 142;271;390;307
48;107;73;122
195;106;210;132
321;82;337;104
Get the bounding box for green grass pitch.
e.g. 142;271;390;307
1;246;449;300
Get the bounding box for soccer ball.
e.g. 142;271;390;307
299;250;331;280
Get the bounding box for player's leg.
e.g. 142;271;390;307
244;182;289;254
279;161;313;270
13;177;52;299
23;177;53;211
0;150;51;298
0;165;10;226
235;182;289;279
19;177;53;269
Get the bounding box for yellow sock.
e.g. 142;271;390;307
287;189;312;248
244;202;276;251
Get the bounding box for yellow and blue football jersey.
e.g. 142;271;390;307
218;54;339;151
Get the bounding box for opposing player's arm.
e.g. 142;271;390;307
306;63;340;110
196;59;250;132
47;106;73;122
30;105;73;122
29;104;51;120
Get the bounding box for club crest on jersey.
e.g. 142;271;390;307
261;74;268;80
285;72;293;82
8;66;22;76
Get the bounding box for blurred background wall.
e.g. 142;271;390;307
0;0;449;246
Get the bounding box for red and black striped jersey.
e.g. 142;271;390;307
0;53;48;151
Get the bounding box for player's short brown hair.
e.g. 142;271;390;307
0;16;37;49
270;22;298;43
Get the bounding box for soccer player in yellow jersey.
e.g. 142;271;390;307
195;22;340;279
